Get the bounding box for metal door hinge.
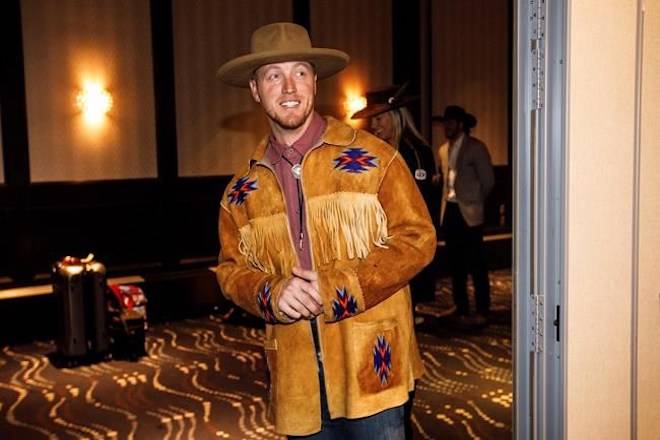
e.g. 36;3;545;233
531;0;546;110
531;294;544;353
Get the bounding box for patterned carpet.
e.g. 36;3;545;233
0;271;512;439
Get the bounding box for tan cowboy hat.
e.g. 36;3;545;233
217;22;350;87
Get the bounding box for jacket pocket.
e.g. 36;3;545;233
351;318;404;395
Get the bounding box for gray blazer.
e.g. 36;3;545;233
438;135;495;227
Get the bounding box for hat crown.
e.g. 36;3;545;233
351;83;418;120
442;105;466;120
217;21;348;87
365;86;400;106
251;22;312;54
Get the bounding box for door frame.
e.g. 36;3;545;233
514;0;567;439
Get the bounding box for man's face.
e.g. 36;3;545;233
249;61;317;131
443;118;463;141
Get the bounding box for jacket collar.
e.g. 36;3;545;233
320;116;357;146
249;116;356;167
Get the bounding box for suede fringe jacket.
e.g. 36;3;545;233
216;117;436;436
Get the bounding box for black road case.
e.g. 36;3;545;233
52;255;110;363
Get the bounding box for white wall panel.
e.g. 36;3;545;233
173;0;292;177
310;0;392;128
22;0;157;182
431;0;510;165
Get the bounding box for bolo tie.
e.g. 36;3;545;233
281;153;305;251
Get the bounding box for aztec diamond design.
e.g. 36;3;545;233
228;176;258;205
331;287;359;320
333;147;378;173
256;282;276;323
373;335;393;385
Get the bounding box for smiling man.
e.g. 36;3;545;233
216;22;436;439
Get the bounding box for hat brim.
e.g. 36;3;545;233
351;96;418;120
217;48;349;87
431;115;447;122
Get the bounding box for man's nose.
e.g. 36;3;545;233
282;74;296;94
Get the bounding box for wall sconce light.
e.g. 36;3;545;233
343;93;367;119
76;81;113;125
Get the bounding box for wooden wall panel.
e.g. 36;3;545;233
21;0;157;182
430;0;509;165
637;1;660;438
173;0;292;177
0;116;4;183
310;0;392;128
566;1;637;438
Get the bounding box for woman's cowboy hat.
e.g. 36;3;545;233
217;22;349;87
351;82;418;119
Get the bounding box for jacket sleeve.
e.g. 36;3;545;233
216;203;293;324
474;141;495;197
316;153;437;322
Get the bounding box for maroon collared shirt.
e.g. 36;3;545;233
265;112;326;271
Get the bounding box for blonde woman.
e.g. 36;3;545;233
352;84;439;310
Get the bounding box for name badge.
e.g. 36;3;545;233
414;169;427;181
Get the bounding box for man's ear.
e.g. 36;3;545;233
248;79;261;103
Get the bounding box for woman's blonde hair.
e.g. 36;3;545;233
388;107;429;148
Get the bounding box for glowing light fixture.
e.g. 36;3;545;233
343;93;367;119
76;81;113;125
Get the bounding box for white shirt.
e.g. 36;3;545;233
446;133;465;203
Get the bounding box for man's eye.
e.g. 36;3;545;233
268;73;280;81
296;70;306;77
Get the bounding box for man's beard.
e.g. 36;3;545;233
265;102;313;130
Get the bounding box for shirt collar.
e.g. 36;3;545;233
451;133;465;149
267;112;326;164
250;115;357;166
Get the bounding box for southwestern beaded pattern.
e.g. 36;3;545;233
373;335;393;386
331;287;359;320
256;282;276;323
228;176;258;205
332;147;379;173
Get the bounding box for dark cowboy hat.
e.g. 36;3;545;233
432;105;478;129
217;22;349;87
350;82;418;119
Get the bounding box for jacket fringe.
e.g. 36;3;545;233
238;213;297;274
238;194;390;272
308;192;390;264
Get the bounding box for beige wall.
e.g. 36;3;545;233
311;0;392;128
431;0;510;165
637;2;660;438
173;0;292;177
21;0;157;182
174;0;392;176
566;0;642;438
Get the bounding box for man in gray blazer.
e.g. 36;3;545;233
435;105;494;327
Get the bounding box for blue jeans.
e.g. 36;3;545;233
288;366;406;440
288;405;405;440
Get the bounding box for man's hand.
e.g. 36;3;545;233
277;267;323;320
292;267;320;291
